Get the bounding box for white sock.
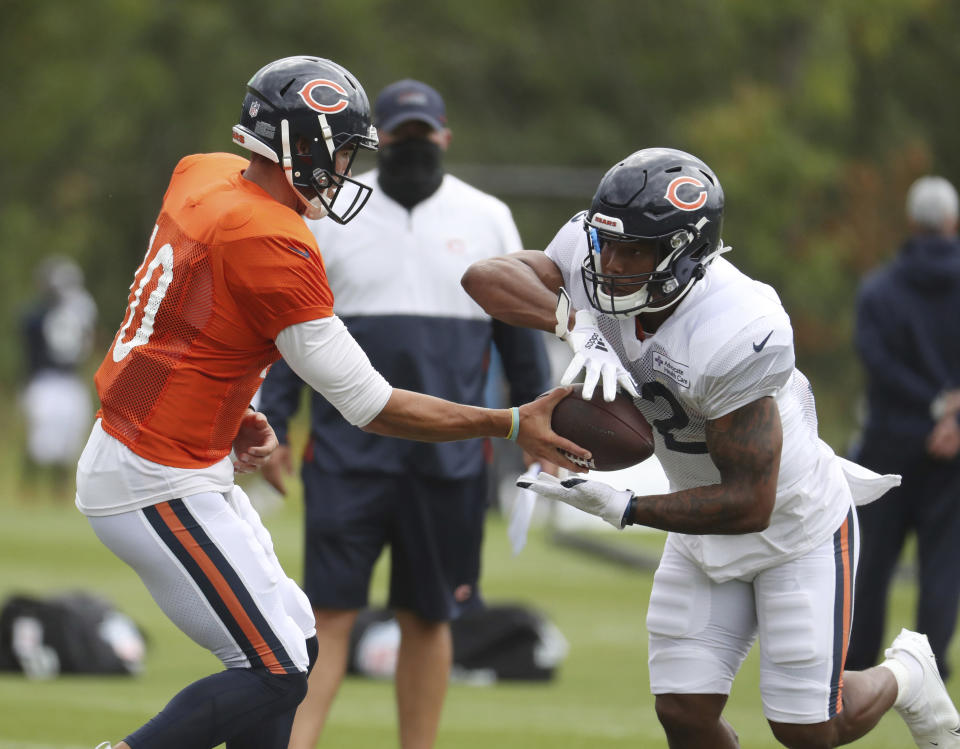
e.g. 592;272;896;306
880;651;924;708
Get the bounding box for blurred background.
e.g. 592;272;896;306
4;0;960;452
2;1;960;746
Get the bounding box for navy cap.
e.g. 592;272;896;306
374;79;447;133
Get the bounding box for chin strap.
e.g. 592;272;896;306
317;114;335;160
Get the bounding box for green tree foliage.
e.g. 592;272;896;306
3;0;959;446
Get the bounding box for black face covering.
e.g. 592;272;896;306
377;139;444;208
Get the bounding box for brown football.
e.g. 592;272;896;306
550;384;655;471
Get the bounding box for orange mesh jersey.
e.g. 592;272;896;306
96;153;334;468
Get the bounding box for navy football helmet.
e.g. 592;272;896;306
581;147;726;317
232;56;378;223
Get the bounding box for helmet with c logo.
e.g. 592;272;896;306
232;56;379;223
581;147;725;317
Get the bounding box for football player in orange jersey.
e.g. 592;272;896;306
79;56;588;749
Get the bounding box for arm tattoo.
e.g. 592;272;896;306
630;396;782;534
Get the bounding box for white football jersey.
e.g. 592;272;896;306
546;216;854;581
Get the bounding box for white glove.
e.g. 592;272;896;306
515;472;634;529
556;291;638;402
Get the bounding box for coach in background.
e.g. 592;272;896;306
847;175;960;680
259;79;553;749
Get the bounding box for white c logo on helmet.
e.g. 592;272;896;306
298;79;349;113
664;176;708;211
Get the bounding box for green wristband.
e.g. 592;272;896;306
506;407;520;442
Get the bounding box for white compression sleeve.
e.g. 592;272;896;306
275;317;393;427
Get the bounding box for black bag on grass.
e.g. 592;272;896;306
348;603;568;683
0;591;145;678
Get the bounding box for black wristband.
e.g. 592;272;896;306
620;494;637;528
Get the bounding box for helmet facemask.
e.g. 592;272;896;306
581;217;719;318
282;117;378;223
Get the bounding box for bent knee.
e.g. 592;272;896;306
286;671;309;707
769;720;838;749
655;693;725;735
655;694;689;731
261;669;309;712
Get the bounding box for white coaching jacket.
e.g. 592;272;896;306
258;169;552;479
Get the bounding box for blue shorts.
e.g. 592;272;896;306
300;464;487;622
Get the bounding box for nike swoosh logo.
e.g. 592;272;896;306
753;330;774;352
286;245;310;259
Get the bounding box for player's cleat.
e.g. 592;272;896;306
884;629;960;747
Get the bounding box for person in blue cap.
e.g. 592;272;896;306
259;79;554;749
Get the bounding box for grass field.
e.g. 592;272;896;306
0;470;952;749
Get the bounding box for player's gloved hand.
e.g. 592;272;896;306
516;472;635;529
556;290;639;402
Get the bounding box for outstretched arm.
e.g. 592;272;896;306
275;316;592;473
365;386;588;472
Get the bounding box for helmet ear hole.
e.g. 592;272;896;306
295;136;311;156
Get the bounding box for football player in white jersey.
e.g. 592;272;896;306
462;147;960;748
